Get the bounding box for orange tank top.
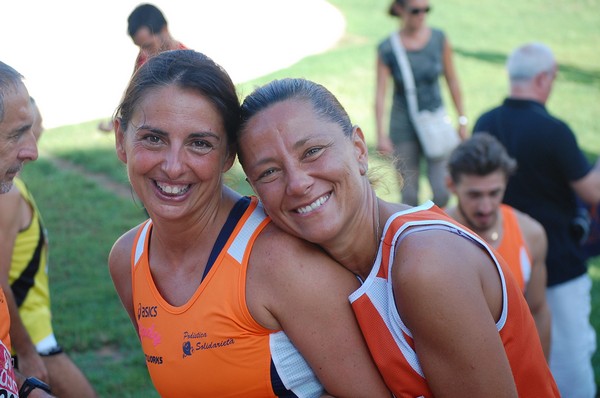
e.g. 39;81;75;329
349;202;559;397
131;197;324;397
0;287;18;397
497;204;531;292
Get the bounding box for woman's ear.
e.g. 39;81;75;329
114;118;128;164
352;125;369;175
244;176;261;201
223;151;236;173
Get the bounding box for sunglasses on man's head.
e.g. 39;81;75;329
409;6;431;15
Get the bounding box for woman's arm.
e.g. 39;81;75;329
442;37;468;140
375;54;395;156
247;225;391;397
393;229;518;397
108;228;138;334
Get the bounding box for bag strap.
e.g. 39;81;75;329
389;32;420;119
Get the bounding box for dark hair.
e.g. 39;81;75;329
239;78;353;143
448;132;517;183
128;3;168;38
388;0;405;17
0;61;25;122
115;49;240;149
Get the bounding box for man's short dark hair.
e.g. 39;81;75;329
448;132;517;183
127;3;168;38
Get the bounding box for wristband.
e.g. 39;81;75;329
19;377;52;398
458;115;468;126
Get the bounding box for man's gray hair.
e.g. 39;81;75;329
506;42;555;82
0;61;25;122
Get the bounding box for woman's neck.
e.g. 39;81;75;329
398;25;431;51
322;190;382;280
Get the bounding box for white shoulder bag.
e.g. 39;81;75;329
389;32;459;160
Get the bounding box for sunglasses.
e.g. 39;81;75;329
408;6;431;15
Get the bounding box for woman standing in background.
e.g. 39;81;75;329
375;0;466;207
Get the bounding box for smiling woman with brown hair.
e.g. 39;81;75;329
236;77;559;397
108;50;390;398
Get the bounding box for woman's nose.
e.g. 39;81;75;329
285;166;313;196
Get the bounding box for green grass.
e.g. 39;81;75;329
20;159;154;397
16;0;600;395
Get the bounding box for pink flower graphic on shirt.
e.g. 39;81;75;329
139;324;162;347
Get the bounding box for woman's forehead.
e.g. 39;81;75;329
251;99;317;125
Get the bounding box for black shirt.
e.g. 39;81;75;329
474;98;592;286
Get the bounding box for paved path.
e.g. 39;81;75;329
3;0;345;128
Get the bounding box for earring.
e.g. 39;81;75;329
360;164;368;175
244;176;260;199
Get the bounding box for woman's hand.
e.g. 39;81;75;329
377;135;395;157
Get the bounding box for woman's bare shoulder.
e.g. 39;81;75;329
109;222;147;272
252;223;354;280
393;226;492;286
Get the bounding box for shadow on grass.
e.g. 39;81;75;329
454;47;600;86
